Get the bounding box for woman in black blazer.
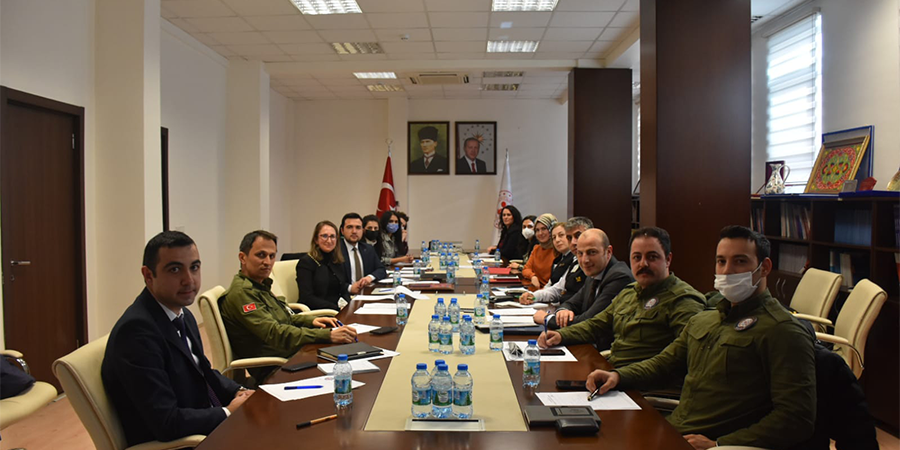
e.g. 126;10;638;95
296;220;357;311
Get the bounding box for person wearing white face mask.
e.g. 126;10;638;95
509;215;536;272
584;226;816;450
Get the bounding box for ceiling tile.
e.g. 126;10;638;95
482;76;523;84
442;83;482;90
168;18;200;33
403;83;443;90
319;78;364;86
304;14;371;30
292;87;332;94
522;74;567;83
589;40;614;53
436;52;485;60
424;0;490;11
221;0;298;16
487;27;545;41
491;52;535;59
555;0;625;11
328;86;370;93
292;54;342;61
279;43;336;54
516;92;556;98
597;26;629;41
428;12;489;28
524;70;570;77
549;12;615;28
481;91;517;97
260;54;295;62
375;28;433;41
161;0;235;18
388;52;437;59
535;41;592;52
161;6;179;19
609;11;639;27
434;41;485;53
380;41;436;53
489;12;552;28
543;27;602;41
317;29;378;42
366;12;429;29
281;78;324;86
244;15;311;30
431;28;487;41
581;52;605;60
622;0;639;11
207;31;270;45
516;85;559;93
186;17;253;32
338;53;389;60
357;0;426;12
262;30;323;43
301;93;338;99
227;44;285;55
210;45;235;56
532;52;585;59
190;33;221;46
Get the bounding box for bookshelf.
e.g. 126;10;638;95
751;195;900;431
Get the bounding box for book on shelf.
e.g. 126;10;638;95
895;252;900;282
779;203;810;240
894;203;899;249
833;208;872;246
750;207;764;233
777;243;809;274
829;249;871;288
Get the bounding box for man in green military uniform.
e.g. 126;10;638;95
586;226;816;450
221;230;357;382
538;226;705;369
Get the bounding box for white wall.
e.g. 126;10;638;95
269;89;295;256
751;0;900;191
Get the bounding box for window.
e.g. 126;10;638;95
765;13;822;193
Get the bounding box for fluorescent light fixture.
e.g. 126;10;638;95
331;42;384;55
367;84;404;92
290;0;362;15
483;71;525;78
487;40;539;53
500;21;513;29
492;0;558;12
353;72;397;79
483;84;520;91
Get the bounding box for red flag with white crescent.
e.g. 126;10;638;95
376;153;397;216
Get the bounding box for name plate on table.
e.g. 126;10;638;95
405;418;485;432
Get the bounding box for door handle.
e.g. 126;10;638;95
10;260;31;266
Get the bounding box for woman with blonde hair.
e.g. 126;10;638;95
296;220;359;310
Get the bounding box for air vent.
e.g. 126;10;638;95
483;71;525;78
407;73;470;85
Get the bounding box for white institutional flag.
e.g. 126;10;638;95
493;150;513;245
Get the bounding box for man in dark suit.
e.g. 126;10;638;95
339;212;387;289
456;137;487;174
101;231;253;446
409;126;448;173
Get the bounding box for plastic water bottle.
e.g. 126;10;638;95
421;240;428;255
459;315;475;355
431;364;452;418
393;267;402;287
523;340;541;388
413;259;422;275
452;252;460;266
411;363;432;418
422;251;430;266
439;316;453;354
494;249;501;262
439;253;447;270
434;298;446;318
474;260;483;278
475;239;481;253
431;359;445;378
447;262;457;286
473;294;487;325
448;298;460;332
333;354;353;407
452;364;474;418
480;274;491;302
396;293;409;326
428;315;441;352
489;314;503;351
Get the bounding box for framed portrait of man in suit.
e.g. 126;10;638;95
408;122;450;175
455;122;496;175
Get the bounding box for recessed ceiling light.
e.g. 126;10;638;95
492;0;558;12
487;40;539;53
500;21;513;29
483;84;520;91
331;42;383;55
367;84;404;92
290;0;362;15
483;71;525;78
354;72;397;79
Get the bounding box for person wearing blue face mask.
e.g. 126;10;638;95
375;210;413;266
585;225;816;450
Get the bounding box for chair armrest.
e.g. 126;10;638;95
126;434;206;450
227;357;289;372
643;396;680;411
815;333;851;346
0;349;24;359
599;349;611;358
287;303;310;312
296;309;339;318
792;313;833;327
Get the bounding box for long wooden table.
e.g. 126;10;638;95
196;284;693;449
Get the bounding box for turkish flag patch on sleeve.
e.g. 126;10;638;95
242;303;257;313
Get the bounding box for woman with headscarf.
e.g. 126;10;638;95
521;213;558;291
375;210;413;265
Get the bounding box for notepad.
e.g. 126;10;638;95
535;391;641;410
317;359;381;375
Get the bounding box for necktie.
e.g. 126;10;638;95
471;161;476;173
172;316;222;408
353;247;363;281
590;277;602;303
424;156;432;169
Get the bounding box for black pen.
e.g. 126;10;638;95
587;387;601;401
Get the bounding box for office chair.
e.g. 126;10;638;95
789;268;842;332
269;260;339;317
814;279;886;378
0;350;58;430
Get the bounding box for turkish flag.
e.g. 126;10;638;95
376;153;397;216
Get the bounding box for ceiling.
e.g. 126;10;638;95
161;0;640;100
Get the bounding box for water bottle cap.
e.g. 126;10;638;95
528;340;537;345
337;354;348;361
477;294;483;298
493;314;501;319
398;294;405;298
435;359;445;366
417;363;427;370
432;314;439;319
463;315;472;321
437;364;448;371
395;267;400;271
437;298;445;303
458;364;468;371
450;298;458;303
443;315;451;321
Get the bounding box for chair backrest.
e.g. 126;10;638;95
790;268;842;318
270;260;300;303
832;279;887;377
198;286;231;373
52;335;127;450
281;252;306;261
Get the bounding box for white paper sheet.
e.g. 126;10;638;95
352;295;395;301
492;300;549;310
489;307;538;316
317;359;381;374
497;316;537;326
260;375;365;402
343;323;381;334
535;391;641;410
373;286;431;300
354;305;399;315
357;347;400;362
501;342;577;362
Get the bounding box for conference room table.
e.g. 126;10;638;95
196;270;693;449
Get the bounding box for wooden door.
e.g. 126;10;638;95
1;87;87;392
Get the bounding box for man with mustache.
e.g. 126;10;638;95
538;227;705;370
221;230;356;383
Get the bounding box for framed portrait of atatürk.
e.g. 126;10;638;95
408;122;450;175
455;121;497;175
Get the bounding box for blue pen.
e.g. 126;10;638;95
335;320;357;342
284;385;324;390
